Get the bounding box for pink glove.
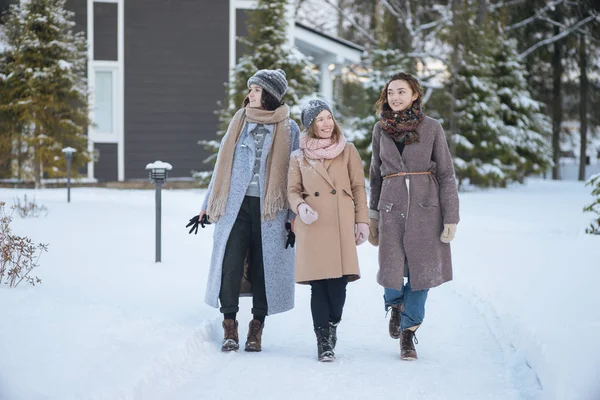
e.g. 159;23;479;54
297;203;318;225
355;222;369;245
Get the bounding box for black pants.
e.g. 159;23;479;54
219;196;268;316
309;276;348;329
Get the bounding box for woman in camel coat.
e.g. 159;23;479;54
288;99;369;362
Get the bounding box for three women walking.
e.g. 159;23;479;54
199;67;459;362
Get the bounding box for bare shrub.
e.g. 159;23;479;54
13;194;48;218
0;202;48;287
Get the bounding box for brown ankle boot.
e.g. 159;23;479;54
245;319;264;352
389;305;402;339
400;327;419;360
221;319;239;352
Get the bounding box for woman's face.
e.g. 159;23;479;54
247;85;263;108
387;80;418;112
314;110;334;139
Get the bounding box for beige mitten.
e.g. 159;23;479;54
440;224;457;243
368;218;379;246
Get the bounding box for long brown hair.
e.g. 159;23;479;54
375;72;424;115
306;113;343;144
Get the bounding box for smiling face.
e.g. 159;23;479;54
247;84;263;108
313;110;334;139
387;79;419;112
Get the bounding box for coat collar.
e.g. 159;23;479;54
306;157;335;188
379;127;407;172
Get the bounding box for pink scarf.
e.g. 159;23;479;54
300;131;346;161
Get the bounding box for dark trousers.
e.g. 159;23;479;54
219;196;268;316
309;276;348;329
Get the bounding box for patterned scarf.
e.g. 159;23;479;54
379;99;424;144
299;131;346;161
206;105;291;222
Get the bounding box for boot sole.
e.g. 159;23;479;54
318;356;335;362
221;339;239;352
244;347;261;352
390;332;401;339
318;351;336;362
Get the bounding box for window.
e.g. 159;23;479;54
94;70;114;134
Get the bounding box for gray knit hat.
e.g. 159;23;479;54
247;69;288;102
301;98;332;128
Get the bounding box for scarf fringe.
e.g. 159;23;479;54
262;190;288;221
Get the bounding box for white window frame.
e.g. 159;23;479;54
89;63;119;141
87;0;125;181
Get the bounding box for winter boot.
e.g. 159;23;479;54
244;319;264;352
314;327;335;362
388;304;402;339
329;320;340;350
400;326;419;361
221;319;239;352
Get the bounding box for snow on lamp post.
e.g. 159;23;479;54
145;160;172;263
61;147;77;203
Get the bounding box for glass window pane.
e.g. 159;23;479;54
95;71;113;133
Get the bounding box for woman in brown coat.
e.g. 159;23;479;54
368;72;460;361
288;99;369;362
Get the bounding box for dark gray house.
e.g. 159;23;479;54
1;0;362;182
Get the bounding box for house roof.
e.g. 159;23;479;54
294;22;364;64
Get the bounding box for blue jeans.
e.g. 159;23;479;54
384;280;429;331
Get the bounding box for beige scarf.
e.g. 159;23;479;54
206;104;292;222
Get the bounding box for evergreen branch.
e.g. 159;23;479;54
519;14;597;58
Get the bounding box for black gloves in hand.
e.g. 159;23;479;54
285;222;295;249
186;214;211;235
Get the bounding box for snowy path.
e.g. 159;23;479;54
2;181;597;399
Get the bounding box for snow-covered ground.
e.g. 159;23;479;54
1;179;599;400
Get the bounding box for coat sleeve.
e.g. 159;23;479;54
348;144;369;224
368;124;383;220
432;122;460;225
287;120;301;220
287;152;305;215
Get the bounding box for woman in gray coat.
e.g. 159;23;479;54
199;69;300;353
368;72;459;361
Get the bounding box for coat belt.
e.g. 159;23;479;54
383;171;432;179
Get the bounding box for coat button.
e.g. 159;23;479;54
331;189;336;194
314;192;319;196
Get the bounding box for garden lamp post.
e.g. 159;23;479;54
145;160;172;263
61;147;76;203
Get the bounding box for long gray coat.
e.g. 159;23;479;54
369;116;459;291
201;119;300;315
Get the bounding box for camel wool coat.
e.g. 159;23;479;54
369;116;460;291
288;142;369;284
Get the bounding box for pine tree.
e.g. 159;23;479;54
451;20;523;188
0;0;90;186
583;173;600;235
493;37;553;182
194;0;318;185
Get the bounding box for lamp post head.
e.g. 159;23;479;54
145;160;173;184
62;147;77;160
